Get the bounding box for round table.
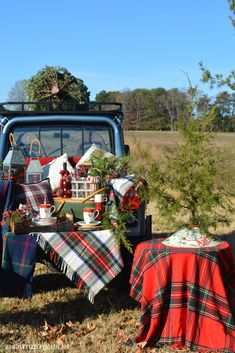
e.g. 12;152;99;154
130;238;235;351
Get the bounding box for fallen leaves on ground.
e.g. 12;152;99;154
38;319;97;343
116;329;129;341
76;322;97;337
38;320;67;343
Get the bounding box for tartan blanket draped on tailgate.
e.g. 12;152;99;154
130;238;235;352
35;230;123;303
0;233;38;298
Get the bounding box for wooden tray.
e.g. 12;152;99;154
10;220;74;234
53;197;95;220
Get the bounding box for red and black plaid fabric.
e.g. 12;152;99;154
14;178;54;212
130;239;235;352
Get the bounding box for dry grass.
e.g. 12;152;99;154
126;130;235;233
1;131;235;353
1;264;194;353
125;130;235;166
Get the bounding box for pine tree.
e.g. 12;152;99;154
136;107;234;233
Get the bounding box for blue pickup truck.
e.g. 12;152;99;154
0;102;151;249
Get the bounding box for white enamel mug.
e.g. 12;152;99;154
39;204;56;219
83;208;99;224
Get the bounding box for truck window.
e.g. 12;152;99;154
13;125;112;157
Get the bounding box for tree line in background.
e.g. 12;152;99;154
95;88;235;132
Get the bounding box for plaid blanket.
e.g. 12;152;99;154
35;230;123;303
0;180;14;217
108;175;136;200
130;238;235;352
0;233;38;298
107;175;146;226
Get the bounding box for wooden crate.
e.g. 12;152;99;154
71;178;100;199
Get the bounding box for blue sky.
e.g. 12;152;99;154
0;0;234;101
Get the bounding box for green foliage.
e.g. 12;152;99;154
199;1;235;92
101;208;133;253
88;153;148;252
26;66;90;110
135;108;234;233
95;90;121;102
88;154;130;180
88;153;135;251
2;208;30;225
228;0;235;27
199;61;235;91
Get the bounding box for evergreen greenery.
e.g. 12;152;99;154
101;207;133;253
135;106;234;233
88;153;148;252
26;66;90;110
199;1;235;92
88;154;130;180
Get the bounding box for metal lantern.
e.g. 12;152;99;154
26;139;43;184
3;133;26;183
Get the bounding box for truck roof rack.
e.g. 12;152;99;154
0;101;123;116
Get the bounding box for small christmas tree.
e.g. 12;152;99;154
136;107;234;233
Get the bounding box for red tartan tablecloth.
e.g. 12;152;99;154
130;238;235;352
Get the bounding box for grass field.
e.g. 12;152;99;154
126;130;235;234
1;131;235;353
